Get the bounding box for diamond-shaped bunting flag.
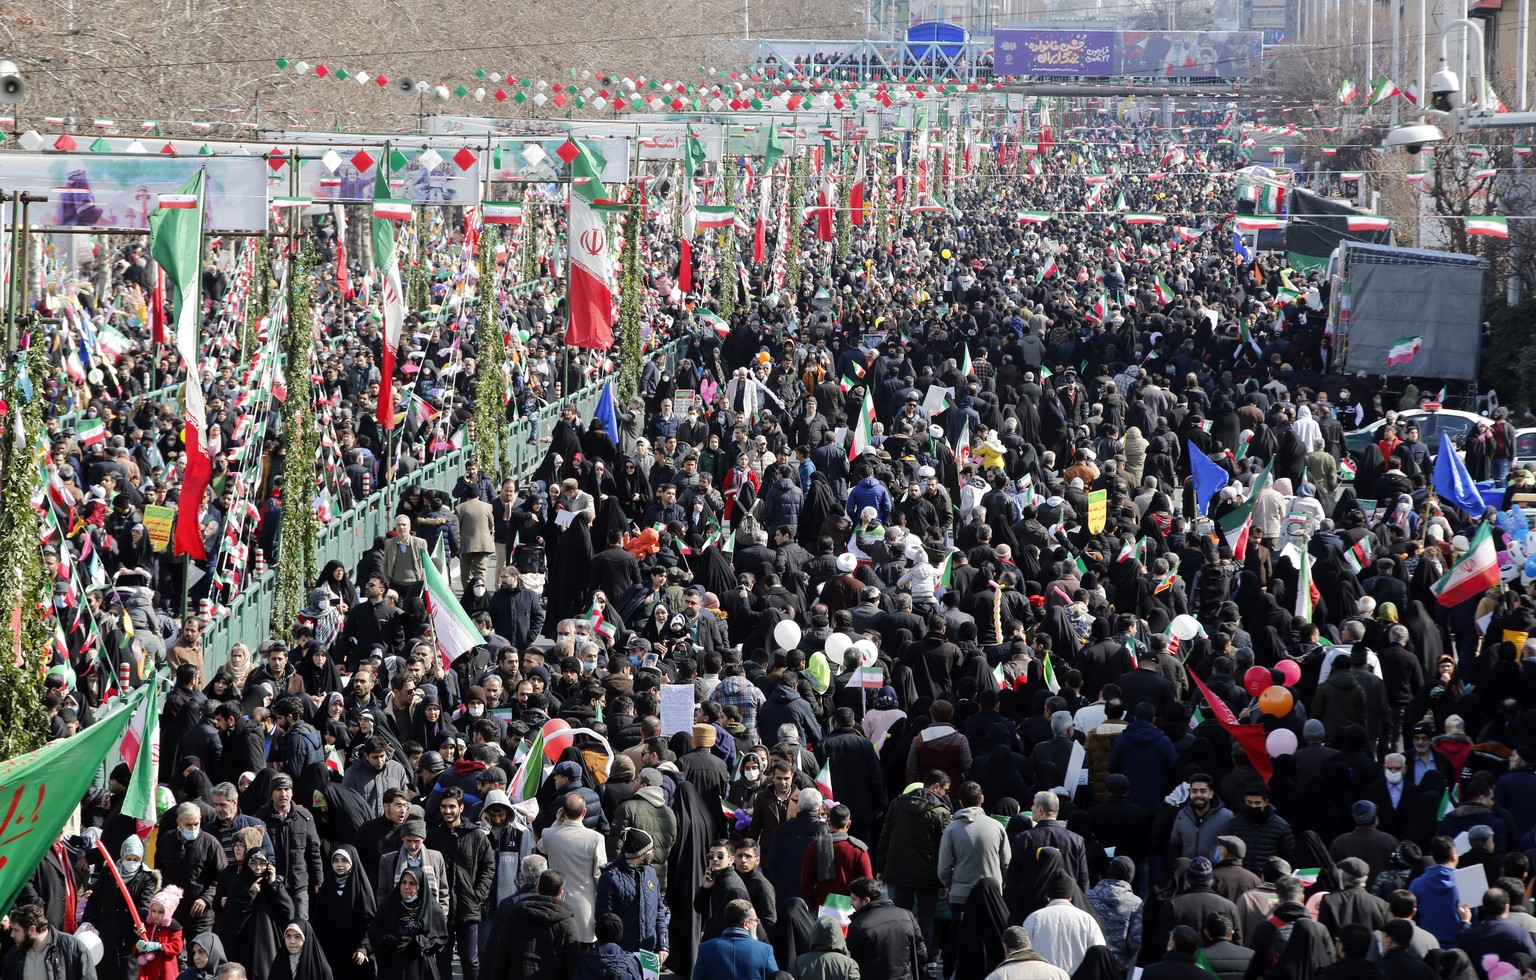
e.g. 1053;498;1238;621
453;85;468;98
352;149;375;172
514;91;527;104
160;142;176;155
522;145;547;167
54;134;77;152
612;97;626;111
375;75;390;88
494;90;508;102
533;93;547;106
475;68;487;79
417;148;443;170
315;65;329;78
552;94;567;108
89;137;111;152
268;148;286;172
555;140;579;164
452;147;477;171
335;68;349;81
389;149;409;171
322;149;342;173
276;58;290;69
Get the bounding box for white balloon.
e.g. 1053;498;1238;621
773;619;803;650
1170;614;1202;641
825;632;852;659
854;639;879;667
73;929;103;967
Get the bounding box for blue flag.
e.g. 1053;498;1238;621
592;381;620;443
1434;441;1488;517
1189;440;1230;516
1233;230;1254;264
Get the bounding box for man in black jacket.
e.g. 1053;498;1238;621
1153;857;1244;952
212;703;265;786
732;841;777;943
1;905;95;980
694;839;752;941
1201;913;1255;980
427;787;495;980
819;708;888;843
489;567;545;650
1375;919;1439;980
156;802;226;937
846;876;927;979
485;869;581;980
257;773;323;919
1150;926;1226;980
335;575;404;669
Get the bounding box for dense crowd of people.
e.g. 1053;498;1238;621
13;106;1536;980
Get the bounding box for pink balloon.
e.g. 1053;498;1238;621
1275;659;1302;687
542;718;573;761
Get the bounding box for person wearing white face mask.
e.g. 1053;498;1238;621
727;750;768;810
84;835;161;980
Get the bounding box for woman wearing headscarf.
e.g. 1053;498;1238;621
1008;845;1090;924
772;898;818;972
220;848;294;975
613;456;654;522
369;867;448;980
545;510;596;625
295;763;371;850
266;922;333;980
296;643;344;697
951;877;1012;980
1266;916;1335;980
312;846;376;980
1137;858;1190;966
1401;599;1445;678
410;691;450;748
315;560;359;609
176;933;227;980
1072;945;1124;980
224;644;253;695
664;773;715;979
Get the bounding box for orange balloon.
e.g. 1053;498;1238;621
1257;685;1294;717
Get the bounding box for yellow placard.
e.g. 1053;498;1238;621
1087;489;1107;534
142;504;176;552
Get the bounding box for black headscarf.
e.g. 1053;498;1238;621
951;877;1011;980
1267;918;1335;980
772;898;818;970
266;920;334;980
312;845;376;980
1073;945;1124;980
1011;845;1090;922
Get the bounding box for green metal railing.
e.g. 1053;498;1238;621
51;382;186;434
198;335;686;674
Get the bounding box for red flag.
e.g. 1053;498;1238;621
1189;671;1273;784
174;422;210;560
334;206;353;300
149;269;167;345
753;214;766;264
679;237;693;295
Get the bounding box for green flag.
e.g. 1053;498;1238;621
684;124;706;181
0;684;148;912
765;126;785;171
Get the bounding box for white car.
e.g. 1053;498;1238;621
1343;408;1495;457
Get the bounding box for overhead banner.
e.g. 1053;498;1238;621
994;30;1263;78
0;152;270;231
484;136;632;184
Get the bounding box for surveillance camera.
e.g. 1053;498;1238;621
1383;123;1444;154
1429;68;1460;111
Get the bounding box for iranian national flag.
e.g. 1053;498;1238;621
1295;552;1316;621
149;170;210;561
78;419;106;446
1431;521;1499;606
1039;653;1058;692
1339;173;1363;183
1369;77;1401;104
481;202;523;225
1404;80;1421;105
819;894;855;933
567;140;615;350
1037;256;1058;281
695;204;735;229
1292;868;1322;886
1235;216;1285;231
849;145;866;225
1175;226;1203;242
1386;336;1423;366
1018;211;1050;225
1218;458;1273;560
371;166;407;434
848;388;875;460
955;417;973;469
1152;274;1174;304
1347;215;1391;231
509;728;548;801
815;759;834;801
420;546;481;664
816;170;838;242
852;665;886;689
1338;76;1358;104
372;198;413;221
698;309;730;337
1473;168;1498;181
1321;146;1339;156
1467;215;1510;237
1344;536;1370;573
1405;171;1428;185
157;194;197;209
1125;212;1166;225
117;672;162;829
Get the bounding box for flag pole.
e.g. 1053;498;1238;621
93;839;147;937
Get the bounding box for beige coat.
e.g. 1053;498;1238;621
538;819;606;942
456;497;496;554
380;534;428;587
